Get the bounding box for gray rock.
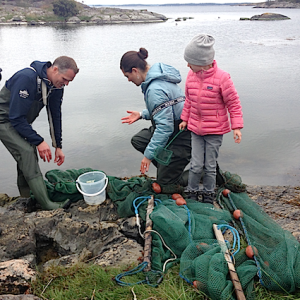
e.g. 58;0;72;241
250;13;290;21
0;296;42;300
0;259;36;295
67;16;81;23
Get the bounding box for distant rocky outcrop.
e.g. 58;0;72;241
0;3;168;26
240;12;291;20
238;1;300;8
253;1;300;8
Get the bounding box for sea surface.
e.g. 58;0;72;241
0;5;300;196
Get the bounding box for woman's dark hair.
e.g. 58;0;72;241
120;48;148;73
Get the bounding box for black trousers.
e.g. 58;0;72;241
131;121;191;186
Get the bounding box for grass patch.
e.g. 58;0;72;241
30;263;300;300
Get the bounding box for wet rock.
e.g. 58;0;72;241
247;185;300;240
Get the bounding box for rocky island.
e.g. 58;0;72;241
0;1;168;26
240;12;291;20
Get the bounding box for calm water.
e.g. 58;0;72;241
1;5;300;196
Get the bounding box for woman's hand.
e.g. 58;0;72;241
121;110;141;124
179;121;187;130
233;129;242;144
140;156;151;174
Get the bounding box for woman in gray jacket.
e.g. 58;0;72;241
120;47;191;191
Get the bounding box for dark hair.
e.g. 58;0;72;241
53;56;79;74
120;48;148;73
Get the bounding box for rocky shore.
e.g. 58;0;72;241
0;183;299;299
252;1;300;8
239;1;300;8
0;3;167;26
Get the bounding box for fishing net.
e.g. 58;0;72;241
106;173;300;299
42;168;300;298
43;168;112;203
153;129;183;166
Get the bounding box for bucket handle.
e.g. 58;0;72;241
76;177;108;197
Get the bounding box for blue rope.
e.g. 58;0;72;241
115;196;163;287
115;262;148;286
133;196;161;215
225;191;264;286
217;224;241;256
184;204;193;244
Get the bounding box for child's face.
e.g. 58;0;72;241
187;63;212;73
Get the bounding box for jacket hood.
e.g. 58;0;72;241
30;61;52;85
141;63;182;94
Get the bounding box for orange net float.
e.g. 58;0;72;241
233;209;243;220
175;197;187;206
172;193;182;200
245;245;258;259
222;189;231;197
152;182;161;194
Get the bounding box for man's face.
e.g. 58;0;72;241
51;66;76;88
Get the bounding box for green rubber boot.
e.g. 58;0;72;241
17;172;31;198
18;185;31;198
27;176;71;210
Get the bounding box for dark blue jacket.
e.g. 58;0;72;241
5;61;64;148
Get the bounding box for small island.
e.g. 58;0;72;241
240;12;291;21
0;0;168;26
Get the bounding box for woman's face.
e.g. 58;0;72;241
122;68;143;86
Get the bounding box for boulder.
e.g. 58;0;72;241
0;197;143;295
240;12;290;21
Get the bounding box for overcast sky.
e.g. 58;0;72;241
80;0;261;5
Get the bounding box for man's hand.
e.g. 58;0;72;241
54;148;65;166
37;141;52;162
121;110;141;125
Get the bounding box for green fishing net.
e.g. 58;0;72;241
106;173;300;299
42;168;300;299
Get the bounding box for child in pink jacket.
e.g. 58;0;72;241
179;33;244;204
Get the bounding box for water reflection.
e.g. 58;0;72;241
1;5;300;196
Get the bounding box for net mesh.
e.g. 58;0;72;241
153;146;173;165
43;169;300;299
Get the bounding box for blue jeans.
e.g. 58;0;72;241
187;133;223;193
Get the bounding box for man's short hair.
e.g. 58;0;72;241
53;56;79;74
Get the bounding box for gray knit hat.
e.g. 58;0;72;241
184;34;215;66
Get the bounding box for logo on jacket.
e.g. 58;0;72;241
19;90;29;98
207;86;213;90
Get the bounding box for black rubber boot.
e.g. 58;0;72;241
202;192;215;204
27;176;71;210
184;190;203;201
178;169;190;187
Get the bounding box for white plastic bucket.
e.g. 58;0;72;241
76;171;108;205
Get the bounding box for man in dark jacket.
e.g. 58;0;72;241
0;57;79;210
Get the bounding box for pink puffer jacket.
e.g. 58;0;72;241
181;61;243;136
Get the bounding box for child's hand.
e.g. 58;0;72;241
233;129;242;144
179;121;187;130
